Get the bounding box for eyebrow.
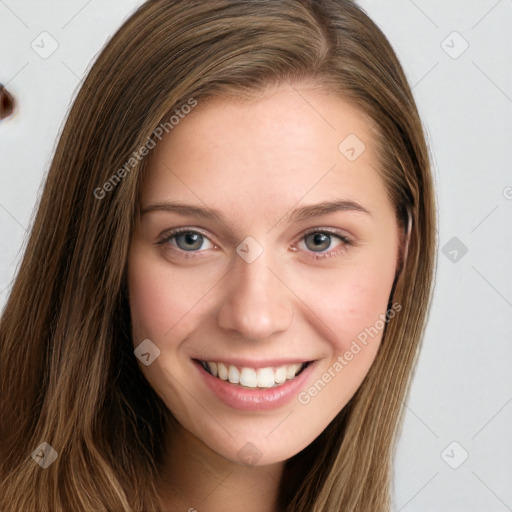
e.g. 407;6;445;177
141;199;371;223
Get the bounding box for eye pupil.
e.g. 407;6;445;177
305;232;331;252
176;232;203;251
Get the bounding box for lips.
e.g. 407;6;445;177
193;357;317;411
197;360;309;388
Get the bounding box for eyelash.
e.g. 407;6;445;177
295;228;352;260
156;227;352;260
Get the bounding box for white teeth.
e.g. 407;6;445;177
274;366;287;384
240;368;257;388
201;360;307;388
208;361;218;377
286;365;296;380
256;367;275;388
228;365;240;384
217;362;228;380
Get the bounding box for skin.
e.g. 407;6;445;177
127;83;402;512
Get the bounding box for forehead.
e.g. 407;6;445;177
141;85;390;219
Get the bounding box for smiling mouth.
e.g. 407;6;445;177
195;359;312;389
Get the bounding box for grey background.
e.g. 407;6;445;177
1;1;511;510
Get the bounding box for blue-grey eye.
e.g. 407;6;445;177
304;232;333;252
174;231;205;251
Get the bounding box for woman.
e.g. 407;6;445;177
0;1;436;510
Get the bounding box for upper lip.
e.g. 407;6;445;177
192;357;314;369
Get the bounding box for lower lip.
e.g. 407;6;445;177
194;360;316;411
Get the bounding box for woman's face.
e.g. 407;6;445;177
128;84;401;466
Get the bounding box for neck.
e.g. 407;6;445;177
156;421;285;512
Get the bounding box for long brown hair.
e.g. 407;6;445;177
0;1;436;510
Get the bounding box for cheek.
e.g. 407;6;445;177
127;247;215;343
128;265;175;343
300;257;397;350
293;265;397;430
292;247;398;418
127;248;204;415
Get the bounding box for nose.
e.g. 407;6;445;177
217;248;294;341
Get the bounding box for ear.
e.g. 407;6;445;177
387;208;411;309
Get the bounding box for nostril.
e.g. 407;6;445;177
0;84;16;120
